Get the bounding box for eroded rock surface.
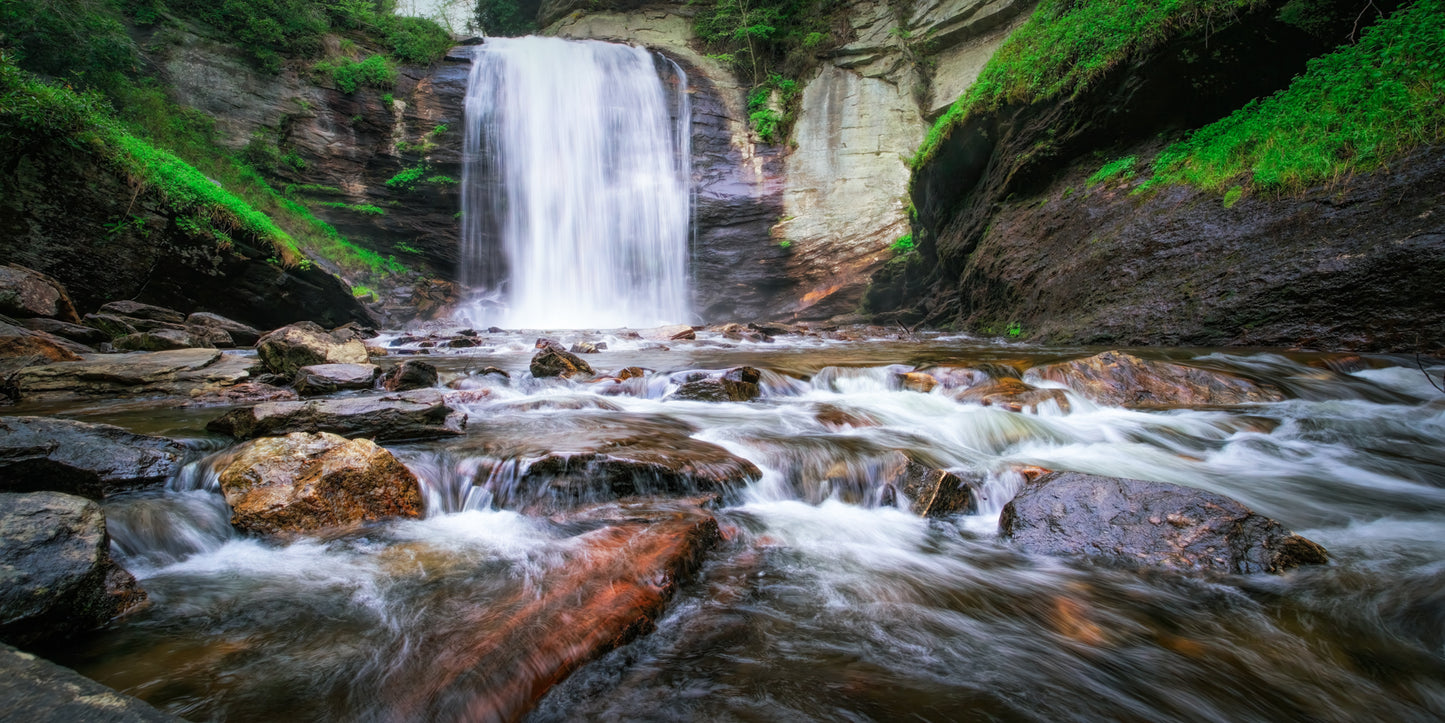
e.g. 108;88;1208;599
292;363;381;396
1028;351;1285;408
999;471;1329;574
0;491;146;647
666;367;762;402
0;642;179;722
0;417;186;498
16;348;252;401
530;339;594;379
207;394;467;442
256;322;370;377
381;359;438;391
217;432;425;534
955;376;1070;413
0;264;80;324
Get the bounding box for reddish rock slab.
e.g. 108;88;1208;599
389;501;719;722
955;376;1071;413
1028;351;1285;408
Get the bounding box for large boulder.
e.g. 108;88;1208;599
217;432;425;535
17;318;109;346
112;329;204;352
0;417;186;498
15;348;253;401
0;642;180;721
97;300;185;324
186;312;261;347
999;472;1329;574
0;264;80;324
0;319;84;362
380;360;439;391
0;492;146;647
206;393;467;442
1028;351;1286;408
292;363;380;396
888;456;976;517
666;367;762;403
529;339;594;378
256;322;369;377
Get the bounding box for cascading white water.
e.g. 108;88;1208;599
458;37;692;329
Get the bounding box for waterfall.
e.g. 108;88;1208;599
458;37;693;329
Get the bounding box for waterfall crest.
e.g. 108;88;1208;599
459;37;692;329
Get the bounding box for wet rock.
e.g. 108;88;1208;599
615;366;648;381
569;341;603;354
292;363;381;396
185;382;298;407
182;324;234;349
387;500;719;722
814;403;880;429
888;457;976;517
16;348;252;400
530;339;594;378
113;329;203;351
329;322;378;343
256;321;369;377
0;417;186;498
98;300;185;324
955;377;1070;413
446;337;478;348
1028;351;1286;408
217;432;425;535
206;394;467;442
0;264;81;324
365;345;389;357
895;371;938;393
0;319;84;362
0;642;179;721
667;367;762;402
640;324;696;341
380;360;439;392
999;471;1329;574
0;491;146;647
17;318;109;346
187;312;262;346
918;366;990;390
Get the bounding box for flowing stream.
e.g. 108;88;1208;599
458;37;692;329
29;331;1445;721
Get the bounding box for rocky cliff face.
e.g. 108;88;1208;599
549;0;1029;322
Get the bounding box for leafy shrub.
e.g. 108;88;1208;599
318;54;396;93
889;233;915;253
385;166;426;189
1087;155;1137;186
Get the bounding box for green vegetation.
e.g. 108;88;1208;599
1147;0;1445;195
316;54;396;93
425;174;457;185
474;0;537;37
694;0;842;140
351;284;378;300
1222;185;1244;207
320;201;386;216
889;233;915;253
395;242;422;254
913;0;1261;169
778;240;793;249
385;166;426;190
1087;155;1137;186
1006;321;1023;338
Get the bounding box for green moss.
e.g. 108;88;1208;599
1087;155;1137;186
1222;184;1244;207
385;166;426;190
317;54;396;94
913;0;1261;170
319;201;386;216
889;233;915;253
1149;0;1445;195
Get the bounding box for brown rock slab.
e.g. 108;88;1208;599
17;318;109;346
113;329;202;352
0;491;146;647
206;394;467;442
895;371;938;393
639;324;696;341
16;348;252;400
955;377;1071;413
530;339;594;378
888;456;976;517
186;312;262;346
98;301;185;324
381;360;438;391
1029;351;1285;408
217;432;425;534
0;320;83;362
666;367;762;402
999;471;1329;574
256;322;369;377
185;382;298;407
0;642;179;721
0;416;186;498
387;500;719;722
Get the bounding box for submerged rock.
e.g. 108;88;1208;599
1028;351;1286;408
0;642;179;721
894;370;938;393
0;416;186;498
955;376;1070;413
381;360;438;391
217;432;425;535
0;264;80;324
292;363;381;396
999;471;1329;574
385;499;718;722
256;322;369;377
0;491;146;647
666;366;762;402
206;394;467;442
530;339;594;378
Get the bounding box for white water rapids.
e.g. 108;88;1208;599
458;37;692;329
